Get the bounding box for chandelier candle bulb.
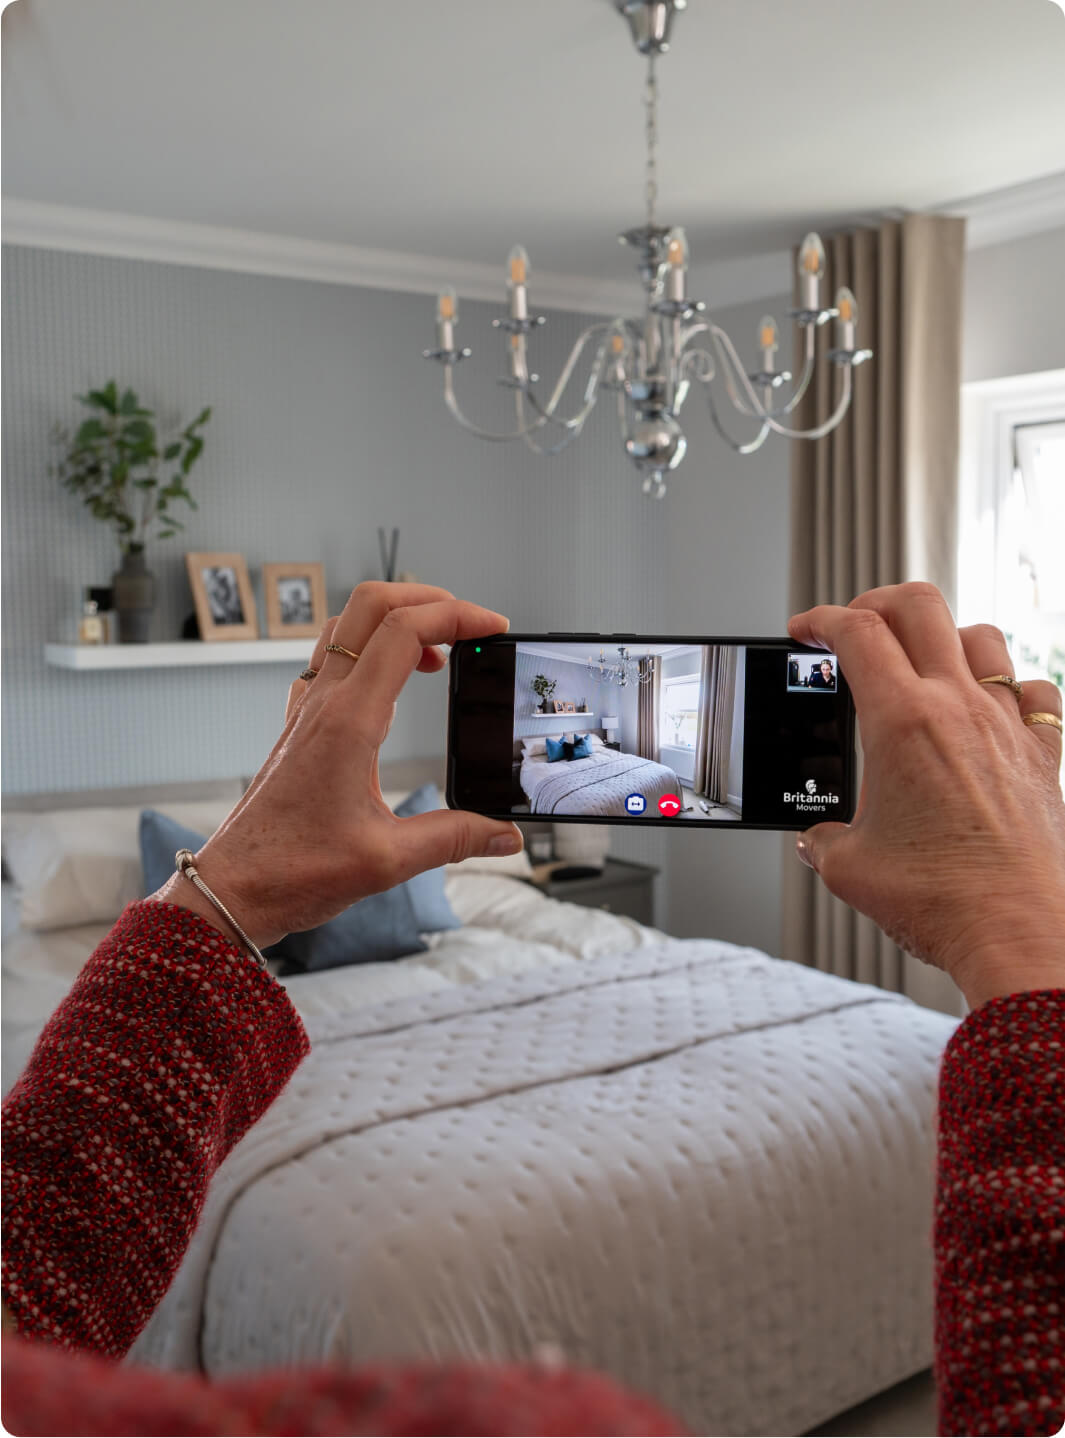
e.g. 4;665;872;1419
436;288;458;350
835;287;857;351
507;245;530;321
665;227;688;301
759;315;779;373
798;233;826;312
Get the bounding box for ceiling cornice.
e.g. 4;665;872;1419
943;170;1065;250
0;198;637;316
4;172;1064;315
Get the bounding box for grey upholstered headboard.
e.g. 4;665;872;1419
1;758;448;815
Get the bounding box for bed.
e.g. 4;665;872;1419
520;735;682;816
1;773;958;1437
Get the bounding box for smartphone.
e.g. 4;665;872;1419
447;634;856;830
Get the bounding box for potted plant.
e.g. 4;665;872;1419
53;381;211;642
532;673;557;713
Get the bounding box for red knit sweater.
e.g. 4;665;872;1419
2;902;1062;1435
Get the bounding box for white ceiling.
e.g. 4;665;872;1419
4;0;1065;302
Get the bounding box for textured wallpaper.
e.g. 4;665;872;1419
1;245;671;802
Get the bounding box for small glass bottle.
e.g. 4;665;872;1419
79;593;106;645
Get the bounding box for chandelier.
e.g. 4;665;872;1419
424;0;873;498
587;646;655;687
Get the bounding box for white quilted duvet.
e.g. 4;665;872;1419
122;874;958;1437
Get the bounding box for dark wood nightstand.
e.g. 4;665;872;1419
530;857;658;925
604;740;621;751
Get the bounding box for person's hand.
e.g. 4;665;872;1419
153;583;523;949
787;582;1065;1009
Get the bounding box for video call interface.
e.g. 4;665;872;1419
499;641;849;826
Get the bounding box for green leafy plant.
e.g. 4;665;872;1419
53;381;211;553
532;673;557;707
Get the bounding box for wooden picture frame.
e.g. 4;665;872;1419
553;699;567;713
263;562;327;640
185;552;259;642
562;700;577;714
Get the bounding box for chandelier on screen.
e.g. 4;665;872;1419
423;0;873;498
587;646;655;688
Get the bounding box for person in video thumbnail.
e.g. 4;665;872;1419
808;658;836;690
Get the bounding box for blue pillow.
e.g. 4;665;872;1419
571;734;592;759
545;736;566;762
138;789;460;974
393;783;461;934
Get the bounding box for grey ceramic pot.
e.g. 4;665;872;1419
112;548;156;643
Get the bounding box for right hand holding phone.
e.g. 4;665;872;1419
788;582;1065;1009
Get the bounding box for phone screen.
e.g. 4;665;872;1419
447;635;856;830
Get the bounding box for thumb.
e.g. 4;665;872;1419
795;822;850;877
393;808;524;876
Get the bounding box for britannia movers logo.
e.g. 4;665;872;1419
783;777;841;813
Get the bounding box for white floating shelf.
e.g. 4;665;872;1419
524;712;596;721
44;640;313;671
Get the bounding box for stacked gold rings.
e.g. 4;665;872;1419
977;674;1062;731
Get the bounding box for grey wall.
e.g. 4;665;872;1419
963;225;1065;382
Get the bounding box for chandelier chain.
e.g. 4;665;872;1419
644;53;658;232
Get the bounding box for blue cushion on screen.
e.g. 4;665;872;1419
545;736;566;762
570;734;592;759
138;793;461;974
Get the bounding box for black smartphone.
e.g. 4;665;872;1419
447;634;856;830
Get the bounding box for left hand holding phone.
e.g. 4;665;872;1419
155;582;523;949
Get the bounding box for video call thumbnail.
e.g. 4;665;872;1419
787;652;838;691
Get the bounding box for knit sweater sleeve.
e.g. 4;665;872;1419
1;900;310;1359
935;989;1065;1437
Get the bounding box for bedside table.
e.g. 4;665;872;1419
530;857;658;925
604;740;622;751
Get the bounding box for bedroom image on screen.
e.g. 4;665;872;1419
513;642;746;821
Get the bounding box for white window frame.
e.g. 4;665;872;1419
958;368;1065;630
660;671;701;753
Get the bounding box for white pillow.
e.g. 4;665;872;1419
521;737;548;756
585;733;608;749
2;800;238;932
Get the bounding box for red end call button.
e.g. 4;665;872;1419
658;794;682;816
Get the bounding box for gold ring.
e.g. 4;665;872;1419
325;643;360;663
977;674;1024;701
1022;712;1063;732
298;667;318;682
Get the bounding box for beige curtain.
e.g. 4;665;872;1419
636;657;660;760
694;645;738;802
780;214;967;1015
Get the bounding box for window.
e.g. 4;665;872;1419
959;370;1064;774
660;674;700;750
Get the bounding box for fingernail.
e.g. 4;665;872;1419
795;834;816;870
487;831;522;857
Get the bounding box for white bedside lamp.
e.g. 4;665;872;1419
601;715;619;744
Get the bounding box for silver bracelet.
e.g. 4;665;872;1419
174;849;268;970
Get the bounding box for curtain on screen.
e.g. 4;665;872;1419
694;645;737;803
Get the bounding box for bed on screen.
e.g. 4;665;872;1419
1;768;957;1438
519;733;682;815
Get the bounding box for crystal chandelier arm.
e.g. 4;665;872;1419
441;367;554;442
704;383;773;455
518;322;620;431
515;389;589;456
706;325;855;440
682;322;817;421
